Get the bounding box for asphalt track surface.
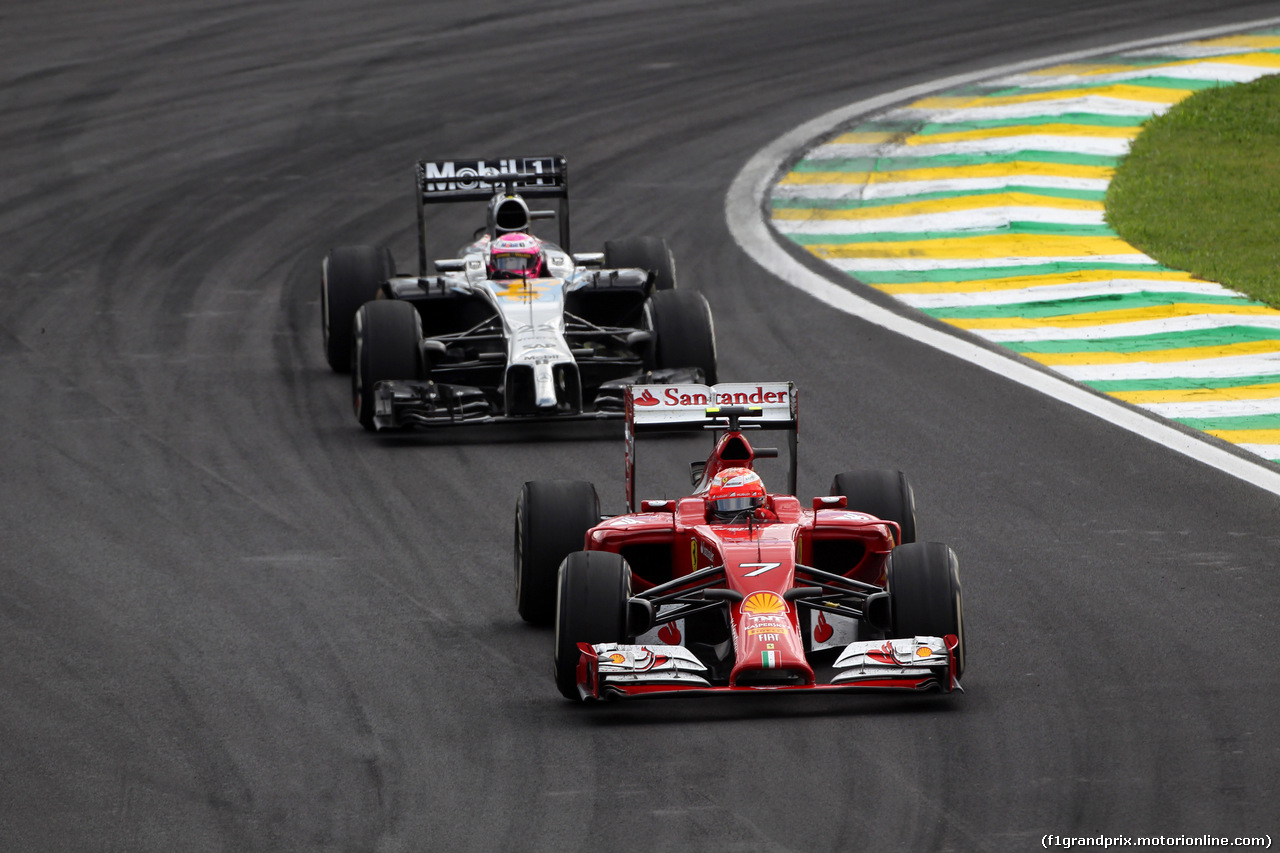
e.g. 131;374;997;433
2;2;1278;851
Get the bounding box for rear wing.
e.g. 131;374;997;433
415;156;569;273
624;382;798;512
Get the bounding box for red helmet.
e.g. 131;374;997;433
707;467;766;518
487;232;544;279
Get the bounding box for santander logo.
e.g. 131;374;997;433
661;386;788;407
634;389;661;406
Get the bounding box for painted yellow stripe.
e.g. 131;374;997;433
1026;62;1160;78
1027;339;1280;367
1215;51;1280;69
875;269;1201;296
1197;35;1280;50
811;233;1141;260
779;162;1114;186
945;303;1279;330
1207;428;1280;444
773;192;1103;222
1112;383;1280;405
904;124;1142;145
911;83;1190;110
827;131;908;144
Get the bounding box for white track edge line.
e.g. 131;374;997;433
725;16;1280;498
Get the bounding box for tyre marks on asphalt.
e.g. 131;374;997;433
771;32;1280;464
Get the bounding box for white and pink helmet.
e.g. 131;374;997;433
487;232;544;279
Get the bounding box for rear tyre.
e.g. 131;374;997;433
352;300;422;431
514;480;600;625
648;289;718;384
830;470;917;544
322;245;394;372
886;541;965;679
604;235;677;291
554;551;632;701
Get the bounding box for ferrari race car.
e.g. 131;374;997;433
514;382;965;702
320;155;717;430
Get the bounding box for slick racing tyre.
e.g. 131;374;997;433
830;470;917;545
352;299;422;431
554;551;632;701
886;541;965;679
514;480;600;625
603;235;677;291
648;289;718;384
322;245;395;373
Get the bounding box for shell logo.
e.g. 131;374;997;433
741;592;785;616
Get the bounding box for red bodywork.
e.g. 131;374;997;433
566;384;960;700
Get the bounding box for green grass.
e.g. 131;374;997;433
1106;73;1280;308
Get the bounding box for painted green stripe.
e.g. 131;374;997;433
851;262;1173;285
912;113;1149;134
792;151;1119;171
1008;326;1280;355
789;224;1119;245
1084;373;1280;393
771;187;1109;210
924;291;1256;320
1177;413;1280;431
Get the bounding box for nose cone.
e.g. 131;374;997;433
729;590;814;687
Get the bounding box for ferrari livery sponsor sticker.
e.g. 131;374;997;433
742;591;785;616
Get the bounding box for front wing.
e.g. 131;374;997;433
372;379;624;429
573;636;961;701
371;369;703;429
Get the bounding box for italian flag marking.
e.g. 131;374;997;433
762;650;780;668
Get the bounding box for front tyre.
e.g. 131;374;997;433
352;299;422;431
604;235;677;291
829;470;917;545
322;245;394;373
648;289;718;384
886;541;964;679
554;551;631;701
514;480;600;625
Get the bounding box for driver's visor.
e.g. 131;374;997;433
713;496;759;513
492;253;535;272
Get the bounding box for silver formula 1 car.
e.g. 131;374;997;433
321;155;718;430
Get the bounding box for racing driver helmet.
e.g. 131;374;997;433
707;467;766;519
487;232;544;279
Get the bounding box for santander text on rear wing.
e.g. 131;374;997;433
623;382;798;512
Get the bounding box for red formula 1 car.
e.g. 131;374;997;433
514;382;965;702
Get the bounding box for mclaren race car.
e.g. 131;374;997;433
320;155;717;429
514;382;965;702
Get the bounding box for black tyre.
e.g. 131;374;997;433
886;541;965;679
322;245;395;372
352;299;421;431
554;551;631;700
604;235;677;291
830;470;917;545
514;480;600;625
648;289;718;384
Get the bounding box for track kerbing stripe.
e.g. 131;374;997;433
726;17;1280;498
769;29;1280;466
